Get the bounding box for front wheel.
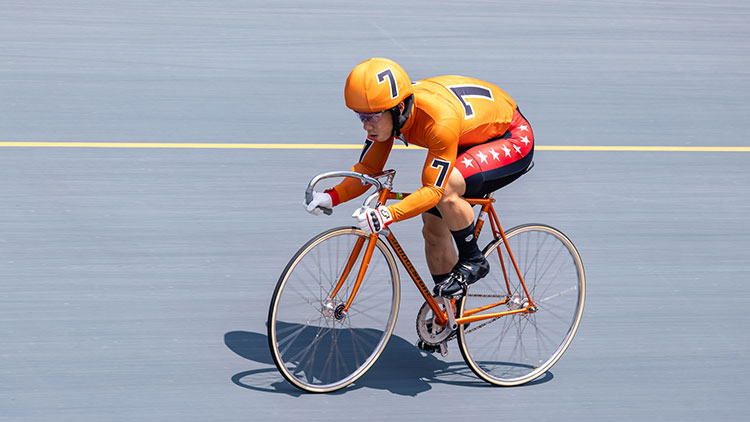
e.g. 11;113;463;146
267;227;400;393
457;224;585;386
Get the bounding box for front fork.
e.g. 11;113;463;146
324;233;377;320
325;185;393;319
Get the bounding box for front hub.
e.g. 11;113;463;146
334;304;348;321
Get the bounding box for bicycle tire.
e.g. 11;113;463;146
267;227;400;393
457;224;585;386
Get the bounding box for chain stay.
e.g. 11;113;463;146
416;294;509;345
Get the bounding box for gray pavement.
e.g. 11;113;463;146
1;1;749;421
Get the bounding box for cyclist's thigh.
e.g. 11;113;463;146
455;108;535;198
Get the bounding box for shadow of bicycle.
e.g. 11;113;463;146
225;325;553;396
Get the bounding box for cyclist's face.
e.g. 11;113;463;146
362;110;393;142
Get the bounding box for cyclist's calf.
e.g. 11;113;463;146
421;213;458;277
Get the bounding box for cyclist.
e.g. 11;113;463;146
305;58;534;298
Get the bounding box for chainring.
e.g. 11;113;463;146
415;301;453;346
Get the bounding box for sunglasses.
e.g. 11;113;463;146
354;110;386;123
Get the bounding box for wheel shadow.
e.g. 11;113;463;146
225;329;553;396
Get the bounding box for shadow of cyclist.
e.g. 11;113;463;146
225;328;552;396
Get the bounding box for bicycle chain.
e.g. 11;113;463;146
417;294;507;344
444;315;501;342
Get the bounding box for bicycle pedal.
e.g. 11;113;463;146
416;340;441;354
439;342;448;357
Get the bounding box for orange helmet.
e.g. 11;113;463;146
344;58;413;113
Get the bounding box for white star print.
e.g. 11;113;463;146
513;144;522;154
488;148;500;161
477;151;488;164
517;124;528;132
461;156;474;168
501;145;511;157
520;136;530;145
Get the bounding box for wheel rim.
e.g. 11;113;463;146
269;228;400;392
458;225;585;385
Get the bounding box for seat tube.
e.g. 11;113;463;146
474;203;492;238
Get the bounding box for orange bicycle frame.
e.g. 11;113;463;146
325;184;536;327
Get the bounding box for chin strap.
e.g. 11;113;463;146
390;94;414;144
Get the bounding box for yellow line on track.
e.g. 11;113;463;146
0;142;748;152
538;145;750;152
0;142;365;149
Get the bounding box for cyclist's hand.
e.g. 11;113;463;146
304;191;333;215
352;206;393;234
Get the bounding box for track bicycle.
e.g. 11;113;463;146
267;169;585;393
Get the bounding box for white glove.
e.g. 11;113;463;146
304;191;333;215
352;205;393;234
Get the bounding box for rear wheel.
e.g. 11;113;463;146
457;224;585;386
267;227;400;393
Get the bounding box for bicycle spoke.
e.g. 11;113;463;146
268;228;400;392
458;225;585;386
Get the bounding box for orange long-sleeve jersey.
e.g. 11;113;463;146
330;75;517;222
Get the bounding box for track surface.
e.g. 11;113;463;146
1;1;749;420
